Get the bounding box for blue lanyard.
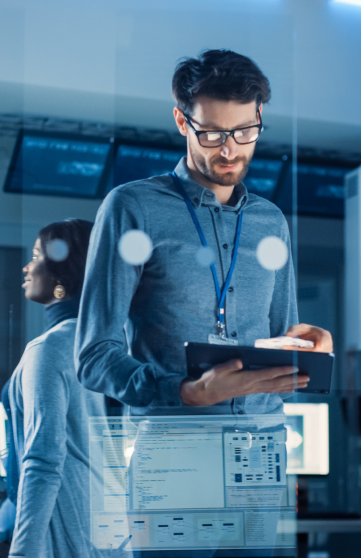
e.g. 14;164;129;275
172;171;243;336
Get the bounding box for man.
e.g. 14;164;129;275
75;49;332;415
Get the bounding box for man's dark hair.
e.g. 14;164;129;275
39;219;93;298
172;49;271;115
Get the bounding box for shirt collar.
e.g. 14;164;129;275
44;295;80;332
173;157;248;212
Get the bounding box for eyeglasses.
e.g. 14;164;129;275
183;111;263;148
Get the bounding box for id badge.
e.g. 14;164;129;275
208;334;238;346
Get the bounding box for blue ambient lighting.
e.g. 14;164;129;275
334;0;361;6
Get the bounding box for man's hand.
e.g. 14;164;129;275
180;359;309;407
285;323;333;353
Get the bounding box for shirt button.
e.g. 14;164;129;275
214;207;220;213
231;331;237;338
238;410;244;415
194;198;199;203
223;244;228;249
228;287;233;292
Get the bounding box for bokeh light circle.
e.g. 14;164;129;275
46;239;69;262
256;236;288;271
118;230;153;266
196;246;215;267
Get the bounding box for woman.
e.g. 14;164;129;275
8;219;106;558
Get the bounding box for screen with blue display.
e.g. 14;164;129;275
106;146;284;201
4;132;112;197
243;158;284;201
105;144;186;195
276;163;350;217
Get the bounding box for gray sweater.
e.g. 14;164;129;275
9;319;106;558
75;158;298;416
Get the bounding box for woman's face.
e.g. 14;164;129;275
22;238;57;305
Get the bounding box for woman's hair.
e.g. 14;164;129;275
172;49;271;116
38;219;94;298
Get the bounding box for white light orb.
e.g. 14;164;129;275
124;446;134;458
118;230;153;266
196;246;215;267
46;239;69;262
256;236;288;271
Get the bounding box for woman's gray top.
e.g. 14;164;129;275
9;318;106;558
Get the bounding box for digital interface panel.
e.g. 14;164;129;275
284;403;329;475
89;415;297;556
276;163;350;217
4;132;112;197
105;145;186;195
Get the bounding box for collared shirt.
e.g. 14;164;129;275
75;158;298;416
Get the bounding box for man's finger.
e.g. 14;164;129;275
249;366;299;383
256;375;309;391
285;323;333;353
286;323;313;337
212;358;244;374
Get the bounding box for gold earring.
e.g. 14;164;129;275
54;282;66;299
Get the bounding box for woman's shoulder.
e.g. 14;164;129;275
20;319;78;375
26;319;77;352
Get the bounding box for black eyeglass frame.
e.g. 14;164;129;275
182;111;264;148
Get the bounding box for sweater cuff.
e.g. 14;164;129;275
155;374;184;409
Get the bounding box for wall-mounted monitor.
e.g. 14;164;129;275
3;129;113;198
4;128;356;219
284;403;329;475
105;145;287;202
105;143;186;195
243;157;285;201
276;162;352;218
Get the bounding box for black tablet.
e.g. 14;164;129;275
185;342;334;394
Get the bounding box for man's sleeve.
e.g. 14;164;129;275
74;188;183;408
9;342;69;557
269;215;299;337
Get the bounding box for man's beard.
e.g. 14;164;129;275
190;145;254;186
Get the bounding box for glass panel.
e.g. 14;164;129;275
2;1;361;557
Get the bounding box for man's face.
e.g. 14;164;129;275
176;97;261;187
